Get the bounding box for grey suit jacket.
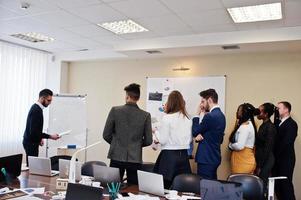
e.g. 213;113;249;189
103;102;152;163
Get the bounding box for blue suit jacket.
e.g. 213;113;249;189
192;107;226;165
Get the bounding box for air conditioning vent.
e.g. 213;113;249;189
146;50;162;54
222;45;240;50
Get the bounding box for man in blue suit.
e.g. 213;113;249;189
192;89;226;179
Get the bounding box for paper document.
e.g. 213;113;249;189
58;130;71;137
13;197;43;200
151;117;158;123
0;190;28;200
117;195;160;200
22;187;45;195
181;195;201;199
0;188;9;194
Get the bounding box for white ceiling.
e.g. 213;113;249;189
0;0;301;61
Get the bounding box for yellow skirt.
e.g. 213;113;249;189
231;147;256;174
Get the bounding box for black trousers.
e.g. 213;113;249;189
197;163;219;180
154;149;191;189
258;154;275;194
23;142;39;166
110;160;141;185
273;160;296;200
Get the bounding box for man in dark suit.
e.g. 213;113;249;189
103;83;152;184
23;89;60;166
192;89;226;179
273;101;298;200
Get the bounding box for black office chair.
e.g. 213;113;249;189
141;162;155;173
93;165;120;186
171;174;201;194
81;161;107;176
227;174;264;200
50;155;72;171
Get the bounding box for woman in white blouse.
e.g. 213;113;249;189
229;103;257;174
153;90;192;188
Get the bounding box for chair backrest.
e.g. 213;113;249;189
93;165;120;186
141;162;155;173
200;179;243;200
50;155;72;171
171;174;201;194
81;161;107;177
227;174;264;200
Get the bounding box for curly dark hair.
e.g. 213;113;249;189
229;103;257;143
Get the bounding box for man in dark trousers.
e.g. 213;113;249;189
23;89;60;166
192;89;226;179
103;83;152;184
273;101;298;200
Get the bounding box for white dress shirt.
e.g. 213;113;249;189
279;116;290;126
229;121;255;151
154;112;192;150
36;102;45;110
210;105;220;112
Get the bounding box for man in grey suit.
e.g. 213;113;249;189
103;83;152;184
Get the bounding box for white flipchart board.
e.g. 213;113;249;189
47;95;87;158
146;76;226;122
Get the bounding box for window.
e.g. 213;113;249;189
0;41;49;157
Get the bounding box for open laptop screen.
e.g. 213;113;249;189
65;183;103;200
0;154;22;182
137;170;165;197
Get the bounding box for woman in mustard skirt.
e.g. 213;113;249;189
229;103;258;174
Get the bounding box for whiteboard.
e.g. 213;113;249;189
146;76;226;123
47;95;87;157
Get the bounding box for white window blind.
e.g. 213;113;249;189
0;41;49;157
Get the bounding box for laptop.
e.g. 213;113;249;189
93;165;120;186
137;170;165;197
28;156;59;177
59;159;82;181
65;183;103;200
0;154;22;182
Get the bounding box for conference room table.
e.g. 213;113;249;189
0;171;167;199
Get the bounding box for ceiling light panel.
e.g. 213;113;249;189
227;2;282;23
98;19;148;34
10;32;55;43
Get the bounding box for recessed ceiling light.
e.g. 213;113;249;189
10;32;55;43
227;2;282;23
98;19;148;34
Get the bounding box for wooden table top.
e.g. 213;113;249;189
0;171;167;199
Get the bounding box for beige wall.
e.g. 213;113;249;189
67;51;301;197
60;61;69;93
